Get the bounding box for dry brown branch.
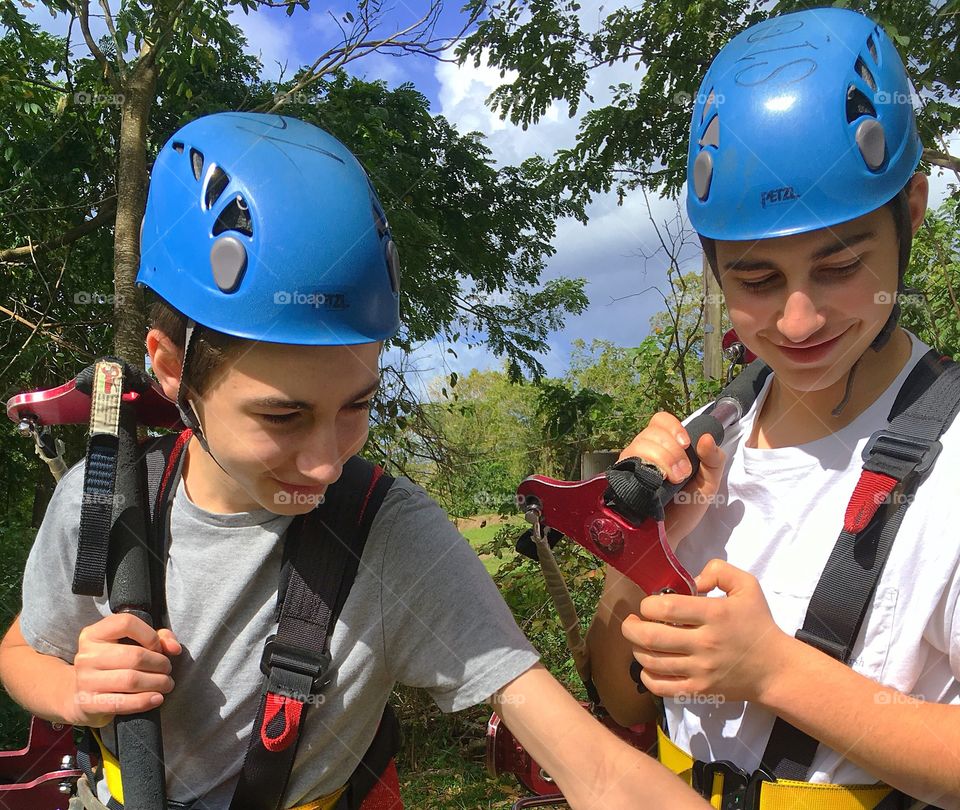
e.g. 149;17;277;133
0;197;118;265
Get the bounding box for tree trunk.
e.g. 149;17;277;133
112;56;157;368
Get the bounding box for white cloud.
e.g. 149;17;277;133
928;133;960;208
229;8;301;83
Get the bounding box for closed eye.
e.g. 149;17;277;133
260;412;298;424
738;274;779;293
821;260;861;278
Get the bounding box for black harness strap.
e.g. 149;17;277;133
760;351;960;795
229;457;394;810
84;432;397;810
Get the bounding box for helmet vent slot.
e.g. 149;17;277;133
172;142;184;154
190;148;204;181
701;89;715;124
205;166;230;210
846;85;876;122
213;195;253;237
699;115;719;148
866;34;878;63
855;57;877;92
385;240;400;294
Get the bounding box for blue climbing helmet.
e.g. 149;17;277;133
686;7;922;242
137;112;401;345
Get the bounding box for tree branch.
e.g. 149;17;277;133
98;0;128;82
0;197;117;264
924;148;960;178
0;304;94;359
263;0;478;112
76;0;118;90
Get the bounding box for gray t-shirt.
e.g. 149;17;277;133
20;462;539;808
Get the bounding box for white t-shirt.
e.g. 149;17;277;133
664;332;960;785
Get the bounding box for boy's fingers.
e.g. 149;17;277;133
82;644;174;675
77;691;166;722
157;629;182;655
83;614;164;651
78;668;175;696
695;434;724;468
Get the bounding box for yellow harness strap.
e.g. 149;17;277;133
92;730;346;810
656;726;895;810
290;785;347;810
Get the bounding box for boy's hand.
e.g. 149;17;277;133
622;559;790;704
618;411;726;546
69;614;181;727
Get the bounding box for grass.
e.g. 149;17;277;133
460;515;524;575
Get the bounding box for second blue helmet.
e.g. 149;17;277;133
686;8;922;241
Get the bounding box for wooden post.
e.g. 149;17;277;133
703;253;723;381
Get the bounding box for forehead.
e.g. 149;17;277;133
215;341;381;399
715;205;891;266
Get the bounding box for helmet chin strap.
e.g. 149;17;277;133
175;319;232;479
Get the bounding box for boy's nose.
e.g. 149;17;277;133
777;289;827;345
295;429;345;485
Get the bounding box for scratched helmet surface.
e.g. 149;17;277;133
686;7;922;241
137;112;401;345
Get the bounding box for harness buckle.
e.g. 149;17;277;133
692;759;774;810
862;430;942;476
259;634;331;700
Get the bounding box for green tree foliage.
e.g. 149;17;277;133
0;7;587;518
901;196;960;358
460;0;960;211
421;368;540;516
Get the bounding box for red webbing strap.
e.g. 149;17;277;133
260;693;304;753
154;429;192;515
357;760;402;810
843;470;898;534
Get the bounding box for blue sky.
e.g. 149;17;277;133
16;0;960;394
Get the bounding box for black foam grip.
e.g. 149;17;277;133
114;712;167;808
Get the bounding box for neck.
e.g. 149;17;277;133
181;435;259;514
751;328;912;449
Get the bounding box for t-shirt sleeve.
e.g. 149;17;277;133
378;480;540;712
19;460;107;663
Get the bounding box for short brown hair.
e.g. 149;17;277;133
148;295;246;397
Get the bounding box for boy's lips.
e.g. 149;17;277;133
273;478;327;495
774;328;850;364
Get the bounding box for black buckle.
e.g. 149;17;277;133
691;759;774;810
259;634;331;698
862;430;942;476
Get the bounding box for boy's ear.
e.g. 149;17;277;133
907;172;929;237
146;328;184;402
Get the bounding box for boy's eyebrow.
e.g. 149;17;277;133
247;380;380;411
809;230;876;261
724;230;877;272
